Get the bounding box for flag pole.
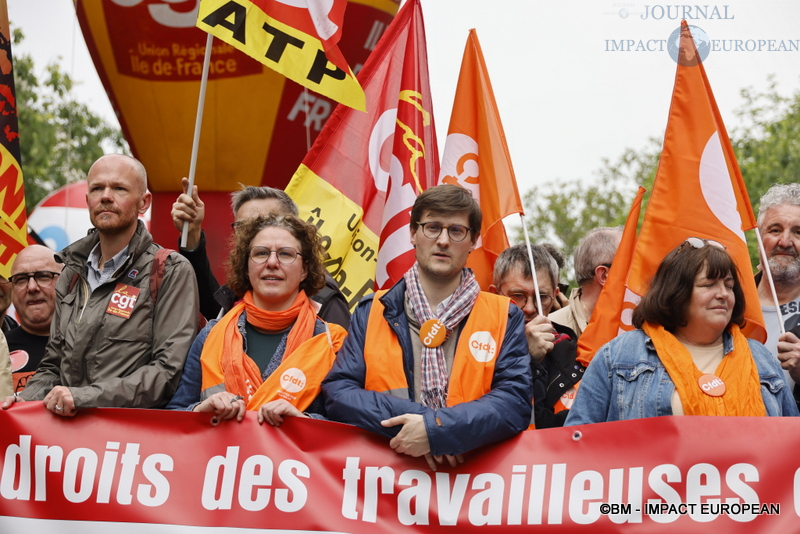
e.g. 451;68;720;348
519;213;543;313
181;32;214;249
754;229;785;334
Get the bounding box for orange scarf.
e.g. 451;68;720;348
201;290;317;401
643;322;766;417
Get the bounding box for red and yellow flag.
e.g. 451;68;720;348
578;21;764;364
438;29;523;290
285;0;437;308
197;0;365;110
0;0;25;279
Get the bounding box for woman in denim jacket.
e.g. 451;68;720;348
566;238;799;424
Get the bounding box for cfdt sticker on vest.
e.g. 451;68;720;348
469;331;497;362
280;368;307;393
106;284;140;319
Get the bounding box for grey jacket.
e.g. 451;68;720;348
21;221;199;408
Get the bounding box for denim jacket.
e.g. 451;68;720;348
565;328;799;425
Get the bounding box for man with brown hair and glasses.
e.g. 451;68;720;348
5;245;63;392
323;185;532;470
490;243;584;428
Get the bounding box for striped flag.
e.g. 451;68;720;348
285;0;437;307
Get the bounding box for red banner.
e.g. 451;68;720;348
1;403;799;532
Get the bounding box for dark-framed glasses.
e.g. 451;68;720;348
9;271;60;290
506;292;553;312
682;237;726;251
0;276;9;287
418;222;473;242
249;246;301;265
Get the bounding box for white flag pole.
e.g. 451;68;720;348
754;229;785;334
519;213;542;313
181;32;214;249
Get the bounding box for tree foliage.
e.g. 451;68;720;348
514;140;660;286
515;81;800;286
13;28;127;212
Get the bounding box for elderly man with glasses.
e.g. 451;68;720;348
5;245;64;392
490;243;584;429
323;185;532;471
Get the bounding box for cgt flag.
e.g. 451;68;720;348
0;0;25;279
438;29;523;290
197;0;365;111
286;0;437;307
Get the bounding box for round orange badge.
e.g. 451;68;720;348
420;319;446;348
698;373;726;397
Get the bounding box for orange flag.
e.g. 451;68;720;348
578;20;765;362
577;187;645;366
0;1;26;279
438;29;523;290
627;21;764;342
285;0;437;307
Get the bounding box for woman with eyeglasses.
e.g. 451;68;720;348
565;238;799;425
167;214;347;426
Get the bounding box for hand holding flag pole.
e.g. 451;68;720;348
181;32;214;249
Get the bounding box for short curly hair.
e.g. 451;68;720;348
226;214;327;298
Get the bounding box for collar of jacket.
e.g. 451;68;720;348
56;220;153;278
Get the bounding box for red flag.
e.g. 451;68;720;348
438;29;524;290
285;0;437;307
0;0;25;279
577;187;645;366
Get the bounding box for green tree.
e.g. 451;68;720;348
13;28;127;212
732;80;800;266
514;139;661;286
516;81;800;284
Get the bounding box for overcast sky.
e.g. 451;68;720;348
7;0;800;199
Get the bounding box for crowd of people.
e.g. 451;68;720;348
2;153;800;469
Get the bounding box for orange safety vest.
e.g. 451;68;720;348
363;291;508;406
201;323;347;411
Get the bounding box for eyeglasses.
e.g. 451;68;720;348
0;276;9;287
249;246;302;265
9;271;60;290
681;237;726;251
417;222;473;242
505;292;553;312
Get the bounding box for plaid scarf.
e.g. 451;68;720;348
404;263;481;409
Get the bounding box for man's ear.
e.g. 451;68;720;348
595;264;611;287
488;283;498;295
139;191;153;215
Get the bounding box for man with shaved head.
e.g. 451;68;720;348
3;154;199;415
6;245;63;391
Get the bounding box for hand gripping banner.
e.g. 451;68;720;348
2;403;800;532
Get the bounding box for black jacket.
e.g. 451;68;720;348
531;321;585;429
